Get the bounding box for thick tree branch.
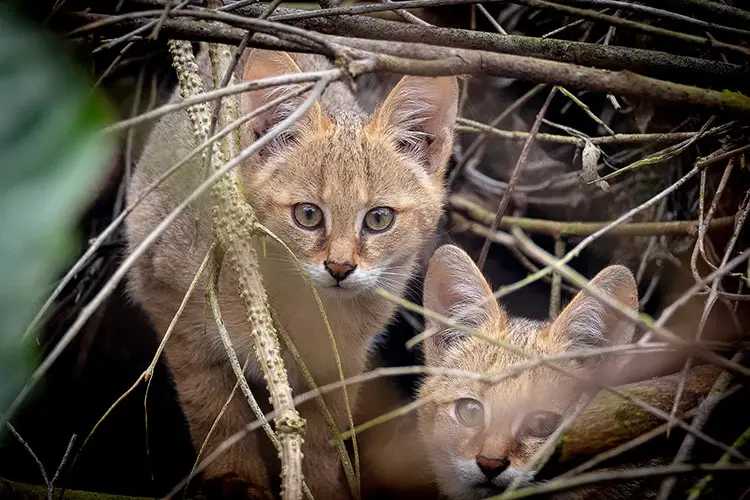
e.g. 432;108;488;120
558;364;721;463
63;6;750;90
65;12;750;115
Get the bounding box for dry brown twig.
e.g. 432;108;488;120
477;86;558;269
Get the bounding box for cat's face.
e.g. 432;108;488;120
239;50;458;297
416;246;638;500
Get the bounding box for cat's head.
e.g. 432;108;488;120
416;245;638;500
238;50;458;297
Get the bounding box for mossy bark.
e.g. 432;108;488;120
559;364;721;463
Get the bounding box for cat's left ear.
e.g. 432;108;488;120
371;76;458;176
548;265;638;368
422;245;507;364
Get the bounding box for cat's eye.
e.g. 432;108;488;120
455;398;484;428
520;411;561;438
363;207;395;233
293;203;323;229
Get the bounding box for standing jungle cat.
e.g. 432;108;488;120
360;244;640;499
125;48;458;498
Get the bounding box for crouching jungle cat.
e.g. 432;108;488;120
125;48;458;498
360;244;640;499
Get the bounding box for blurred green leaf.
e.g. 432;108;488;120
0;9;113;424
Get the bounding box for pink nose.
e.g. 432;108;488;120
324;261;356;282
476;455;509;480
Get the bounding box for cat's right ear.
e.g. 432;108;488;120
240;50;324;148
371;75;458;176
422;245;506;363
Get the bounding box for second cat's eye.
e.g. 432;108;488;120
520;411;561;438
363;207;395;233
455;398;484;428
293;203;323;229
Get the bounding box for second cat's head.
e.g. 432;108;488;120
238;50;458;297
417;245;638;500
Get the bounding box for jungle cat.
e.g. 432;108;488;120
125;48;458;498
360;244;640;499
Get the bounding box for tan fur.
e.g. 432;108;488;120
361;245;638;499
125;49;457;498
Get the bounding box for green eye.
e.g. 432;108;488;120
293;203;323;229
364;207;395;232
455;398;484;428
521;411;561;438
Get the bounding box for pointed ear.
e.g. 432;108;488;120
240;50;323;150
549;265;638;368
422;245;506;363
371;75;458;176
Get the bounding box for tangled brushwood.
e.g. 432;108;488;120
1;1;749;500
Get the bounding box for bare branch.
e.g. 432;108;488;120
477;87;558;268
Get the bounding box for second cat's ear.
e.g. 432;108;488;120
240;50;323;146
548;265;638;369
422;245;506;363
371;75;458;176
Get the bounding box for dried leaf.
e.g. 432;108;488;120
580;140;610;192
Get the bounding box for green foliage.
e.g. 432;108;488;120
0;9;113;423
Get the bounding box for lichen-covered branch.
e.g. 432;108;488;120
450;194;736;237
167;40;305;499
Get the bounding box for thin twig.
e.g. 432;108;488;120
657;353;744;500
477;87;558;269
687;419;750;499
450;195;736;237
557;86;615;135
597;116;715;183
486;463;750;500
206;248;278;452
457;118;729;146
548;0;750;38
549;237;564;318
448;83;546;187
3;419;49;488
72;243;215;469
48;434;76;500
477;3;507;34
102;68;342;134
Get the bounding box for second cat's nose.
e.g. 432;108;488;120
324;261;356;282
476;455;509;480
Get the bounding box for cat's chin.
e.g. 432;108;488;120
319;283;364;298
